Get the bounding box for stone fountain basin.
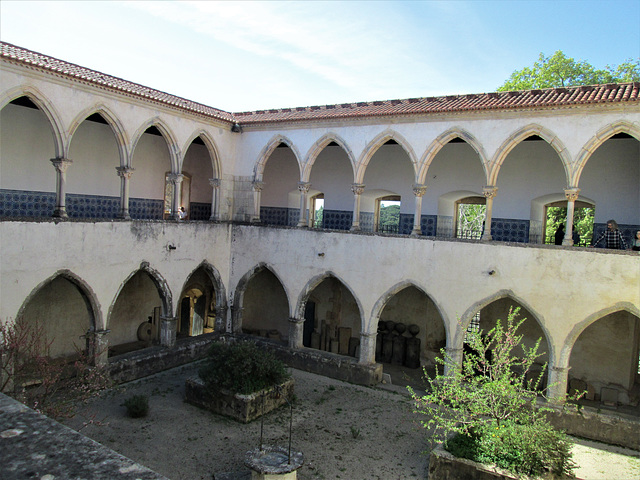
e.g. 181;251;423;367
245;445;303;475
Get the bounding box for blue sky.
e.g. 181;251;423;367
1;1;639;112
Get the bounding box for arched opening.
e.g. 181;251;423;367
130;125;172;220
240;268;289;344
108;271;164;357
308;140;354;230
544;199;595;246
67;112;120;218
260;143;300;226
18;276;94;359
568;311;639;408
164;172;191;219
0;96;57;217
376;286;446;383
177;266;218;337
180;135;215;220
300;276;361;357
455;196;486;239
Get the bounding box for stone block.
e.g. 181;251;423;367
338;327;351;355
601;387;618;407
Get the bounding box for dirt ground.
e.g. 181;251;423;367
62;362;640;480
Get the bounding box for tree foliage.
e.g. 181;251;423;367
379;204;400;230
498;51;640;91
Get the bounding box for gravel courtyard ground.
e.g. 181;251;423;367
62;362;640;480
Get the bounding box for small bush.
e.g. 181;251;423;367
123;394;149;418
198;341;290;395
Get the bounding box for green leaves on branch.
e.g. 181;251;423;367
498;51;640;91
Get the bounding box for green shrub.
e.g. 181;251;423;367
198;341;290;395
408;308;577;478
123;394;149;418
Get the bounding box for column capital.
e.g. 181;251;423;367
482;185;498;199
564;187;580;202
50;157;73;173
167;173;184;185
412;184;427;197
209;178;221;188
116;166;135;179
351;183;365;195
252;180;265;192
359;331;377;340
297;182;311;194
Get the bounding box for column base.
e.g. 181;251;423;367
52;208;68;218
481;233;492;241
410;226;422;236
350;225;361;232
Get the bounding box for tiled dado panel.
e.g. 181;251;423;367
124;197;164;220
420;215;437;236
0;189;56;217
261;206;288;226
491;218;530;243
67;194;120;219
323;210;353;230
359;212;374;231
288;209;300;227
188;202;211;221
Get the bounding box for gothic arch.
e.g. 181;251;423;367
131;118;180;173
489;124;571;187
458;289;553;361
294;271;364;327
180;130;223;178
67;104;129;167
573;120;640;186
302;133;357;182
356;130;418;183
369;280;449;340
558;302;640;367
232;263;291;332
0;85;65;158
16;269;102;331
179;261;228;317
418;127;489;184
107;262;173;325
254;134;303;182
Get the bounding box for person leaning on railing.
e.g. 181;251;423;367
590;219;628;250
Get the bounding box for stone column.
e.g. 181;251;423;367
297;182;311;227
116;166;134;220
562;188;580;246
167;173;184;220
85;329;110;366
214;304;227;332
411;184;427;236
443;346;464;377
209;178;221;221
481;186;498;241
159;316;177;347
50;157;73;218
288;317;305;349
350;183;365;231
358;331;377;364
547;365;569;405
251;181;264;223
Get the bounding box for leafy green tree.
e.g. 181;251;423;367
314;206;324;227
498;51;640;91
379;204;400;231
545;206;594;245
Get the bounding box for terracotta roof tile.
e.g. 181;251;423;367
2;41;639;128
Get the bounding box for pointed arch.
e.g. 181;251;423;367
356;130;418;183
573;120;640;186
180;130;223;178
369;280;449;340
302;133;357;182
558;302;640;367
179;260;228;317
16;269;102;331
131;118;180;173
67;104;129;167
294;271;364;325
489;124;571;187
0;85;65;158
418;127;489;184
254;134;303;181
458;289;552;360
107;262;173;324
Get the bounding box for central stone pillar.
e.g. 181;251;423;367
443;347;463;377
159;316;178;347
116;166;134;219
167;173;184;220
411;184;427;236
288;317;305;349
252;181;264;223
296;182;311;227
350;183;365;231
51;157;73;218
481;186;498;241
547;365;570;405
562;188;580;246
85;329;110;366
209;178;221;221
358;331;377;364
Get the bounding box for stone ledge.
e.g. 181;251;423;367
0;393;167;480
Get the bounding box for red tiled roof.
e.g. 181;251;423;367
0;42;236;124
2;41;639;127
